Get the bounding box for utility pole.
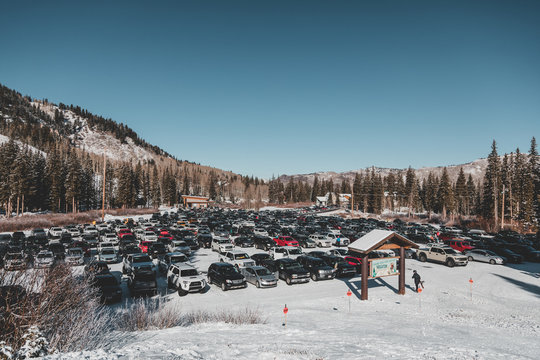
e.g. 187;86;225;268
501;184;505;229
351;181;354;215
102;154;106;222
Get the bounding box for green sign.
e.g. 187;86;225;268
370;258;398;278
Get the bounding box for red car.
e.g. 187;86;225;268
138;241;152;253
273;236;299;247
443;239;474;253
344;256;363;273
118;229;133;238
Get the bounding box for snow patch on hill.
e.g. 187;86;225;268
0;134;47;157
31;101;157;162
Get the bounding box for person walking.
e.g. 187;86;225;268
412;270;423;292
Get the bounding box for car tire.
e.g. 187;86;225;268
256;281;260;288
419;253;427;262
311;273;318;281
468;256;473;261
221;282;227;291
286;277;292;285
489;259;496;265
167;278;173;289
446;258;455;267
122;266;126;274
207;275;212;284
177;288;187;297
235;265;240;271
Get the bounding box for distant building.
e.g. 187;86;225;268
181;195;212;209
315;193;351;207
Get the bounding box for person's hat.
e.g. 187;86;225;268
413;270;417;273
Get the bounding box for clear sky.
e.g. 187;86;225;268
1;0;539;179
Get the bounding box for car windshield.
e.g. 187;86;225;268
234;253;250;260
283;262;301;270
289;248;302;255
133;256;151;263
170;256;186;263
222;266;238;274
218;239;230;244
96;276;117;286
69;250;82;256
102;249;115;255
6;253;23;260
181;269;198;277
255;268;272;276
444;248;458;254
37;253;52;259
312;259;325;267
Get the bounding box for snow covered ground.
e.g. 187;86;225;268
45;239;540;359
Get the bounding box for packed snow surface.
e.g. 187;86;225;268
43;237;540;360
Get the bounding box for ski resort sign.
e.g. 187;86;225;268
370;257;399;278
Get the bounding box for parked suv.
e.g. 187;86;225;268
296;255;336;281
253;235;275;251
167;263;206;296
269;246;303;260
319;254;356;277
127;271;157;297
212;237;234;254
207;262;247;291
220;251;256;269
122;253;154;275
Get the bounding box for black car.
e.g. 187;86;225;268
251;252;272;266
197;234;213;249
92;273;122;303
31;229;48;245
183;237;200;251
48;242;66;261
491;248;523;263
234;236;254;248
148;242;167;259
207;262;246;291
253;235;275;251
511;245;540;262
295;235;317;248
307;250;327;258
296;255;336;281
261;258;310;285
84;260;110;277
319;254;356;278
128;272;157;297
11;232;26;244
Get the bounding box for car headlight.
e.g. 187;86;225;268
291;274;298;278
182;281;190;286
226;279;232;283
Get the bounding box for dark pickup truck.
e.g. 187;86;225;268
127;272;157;297
260;258;310;285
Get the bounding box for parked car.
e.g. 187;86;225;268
158;252;189;273
296;255;336;281
65;247;84;265
34;250;55;269
309;234;332;247
491;248;523;263
168;240;191;256
251;252;272;266
417;244;468;267
261;258;310;285
212;237;234;254
253;235;275;251
444;239;475;253
128;271;157;297
319;254;356;277
3;252;26;271
269;246;303;260
241;265;278;288
464;249;505;265
324;233;350;247
207;262;247;291
167;263;206;296
197;234;213;248
273;236;299;247
148;242;167;259
233;236;254;248
96;247;119;263
91;273;122;303
122;253;154;275
220;251;256;269
328;248;349;257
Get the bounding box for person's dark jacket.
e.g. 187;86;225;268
412;272;421;284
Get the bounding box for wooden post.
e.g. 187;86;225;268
399;246;405;295
361;254;369;300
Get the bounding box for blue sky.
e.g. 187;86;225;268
1;0;539;178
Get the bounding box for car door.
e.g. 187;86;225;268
476;251;488;263
245;267;255;283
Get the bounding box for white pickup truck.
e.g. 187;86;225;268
417;244;468;267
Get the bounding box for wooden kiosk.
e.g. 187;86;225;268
348;229;419;300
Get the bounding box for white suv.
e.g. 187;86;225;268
325;233;350;247
212;237;234;254
167;263;206;296
220;251;256;269
309;234;332;247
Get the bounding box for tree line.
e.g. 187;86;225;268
268;138;539;229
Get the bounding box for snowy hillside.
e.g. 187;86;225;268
44;239;540;360
31;101;158;162
279;158;491;185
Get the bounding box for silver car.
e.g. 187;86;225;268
466;249;505;265
241;266;278;288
